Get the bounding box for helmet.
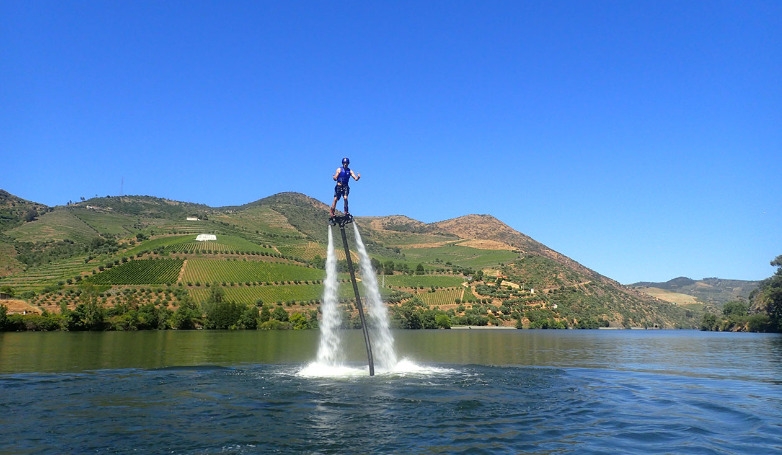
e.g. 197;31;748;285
342;157;350;165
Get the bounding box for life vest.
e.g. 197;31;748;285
337;166;351;185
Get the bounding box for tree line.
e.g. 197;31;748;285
700;255;782;332
0;283;318;332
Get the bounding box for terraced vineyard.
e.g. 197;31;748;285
180;258;324;284
149;221;205;235
0;192;700;329
277;241;326;261
166;240;274;255
399;244;519;270
125;234;276;256
416;287;464;306
70;208;134;236
189;284;323;305
212;206;298;237
186;281;390;306
384;275;466;288
86;258;184;285
383;275;467;308
0;256;92;291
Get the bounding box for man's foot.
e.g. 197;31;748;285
329;208;335;217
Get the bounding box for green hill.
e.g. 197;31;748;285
0;190;700;329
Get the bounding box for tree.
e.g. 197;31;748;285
435;313;451;329
137;302;166;330
272;306;289;322
312;255;326;269
394;298;426;329
415;263;425;275
0;304;7;331
0;286;14;298
208;284;225;304
307;310;319;329
172;296;202;329
66;283;106;331
239;305;259;329
723;301;748;317
204;301;245;329
751;254;782;332
260;306;272;323
24;208;38;222
700;313;718;331
766;255;782;330
289;312;309;330
383;260;395;276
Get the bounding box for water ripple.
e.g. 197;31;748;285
2;335;782;454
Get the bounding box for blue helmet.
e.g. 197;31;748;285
342;157;350;165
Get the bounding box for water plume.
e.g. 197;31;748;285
315;225;343;366
352;222;398;371
304;221;400;377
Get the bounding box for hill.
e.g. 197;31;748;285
0;190;700;329
630;277;759;306
0;190;49;230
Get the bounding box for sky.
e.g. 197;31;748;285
1;0;780;284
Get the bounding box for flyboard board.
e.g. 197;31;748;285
329;213;354;227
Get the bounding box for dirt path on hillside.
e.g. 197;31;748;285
178;259;188;283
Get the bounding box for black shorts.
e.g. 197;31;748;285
334;184;349;200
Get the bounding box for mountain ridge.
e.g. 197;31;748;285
630;276;760;306
0;190;701;328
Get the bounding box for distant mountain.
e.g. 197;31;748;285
630;277;760;306
0;189;700;328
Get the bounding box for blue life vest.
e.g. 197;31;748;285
337;166;351;185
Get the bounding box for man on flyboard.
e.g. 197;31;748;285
330;157;361;218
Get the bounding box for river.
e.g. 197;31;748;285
1;329;780;454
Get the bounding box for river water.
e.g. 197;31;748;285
1;329;780;454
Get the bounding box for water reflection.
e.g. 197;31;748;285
1;330;318;373
1;329;781;381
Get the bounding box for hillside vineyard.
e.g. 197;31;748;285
0;191;699;329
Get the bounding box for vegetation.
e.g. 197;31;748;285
631;276;760;305
0;283;312;332
390;298;452;329
752;255;782;332
86;258;183;285
699;255;782;333
181;259;323;284
0;191;722;331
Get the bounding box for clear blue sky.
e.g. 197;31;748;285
2;1;780;284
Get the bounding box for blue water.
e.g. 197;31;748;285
1;330;781;454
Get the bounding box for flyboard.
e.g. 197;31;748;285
329;213;375;376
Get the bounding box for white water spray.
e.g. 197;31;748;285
301;220;402;378
352;222;398;370
315;226;343;365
